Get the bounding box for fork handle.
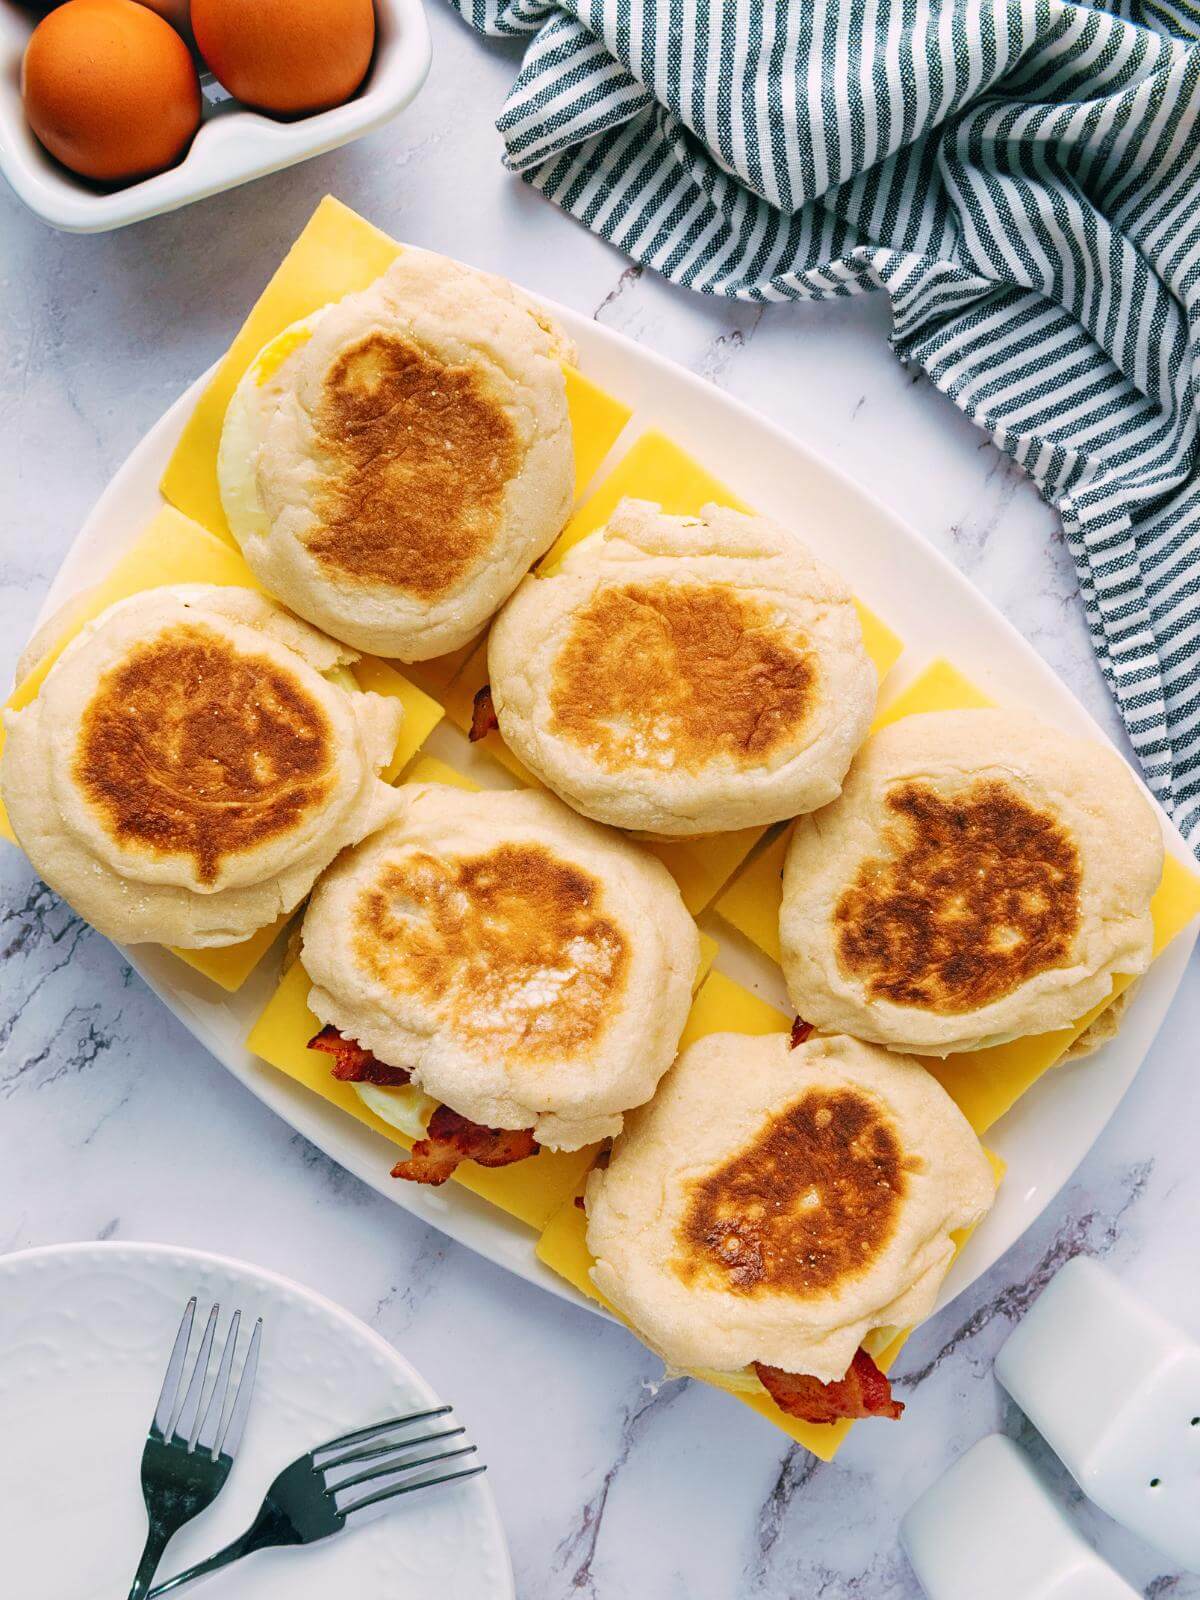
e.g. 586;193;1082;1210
127;1520;176;1600
146;1504;297;1597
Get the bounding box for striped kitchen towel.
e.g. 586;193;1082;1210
450;0;1200;847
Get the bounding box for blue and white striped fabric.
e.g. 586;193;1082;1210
450;0;1200;846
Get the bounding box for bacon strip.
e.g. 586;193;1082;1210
393;1105;539;1186
754;1348;904;1423
307;1025;412;1087
789;1016;814;1048
469;684;499;742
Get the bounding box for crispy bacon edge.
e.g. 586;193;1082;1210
754;1348;904;1424
469;684;499;742
393;1106;539;1186
309;1028;539;1183
307;1026;412;1086
789;1016;814;1048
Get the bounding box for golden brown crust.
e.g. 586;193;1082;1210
73;623;334;886
308;332;521;599
833;779;1082;1014
548;581;816;776
351;841;630;1060
673;1087;910;1297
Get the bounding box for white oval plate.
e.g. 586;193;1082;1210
0;1240;512;1600
27;304;1198;1323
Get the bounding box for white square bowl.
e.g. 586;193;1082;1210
0;0;431;232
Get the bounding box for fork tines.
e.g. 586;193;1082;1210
152;1297;262;1461
314;1408;485;1518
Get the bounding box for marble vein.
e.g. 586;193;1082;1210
552;1379;684;1595
900;1161;1153;1388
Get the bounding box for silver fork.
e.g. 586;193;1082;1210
127;1298;262;1600
146;1407;485;1596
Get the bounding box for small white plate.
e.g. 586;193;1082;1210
0;0;431;233
0;1241;513;1600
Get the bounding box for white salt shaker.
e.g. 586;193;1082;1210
995;1254;1200;1573
900;1433;1139;1599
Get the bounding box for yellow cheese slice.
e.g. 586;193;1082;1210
349;656;443;783
695;931;719;988
715;660;1200;1133
644;830;773;919
0;505;442;988
536;428;905;688
874;658;994;726
172;916;290;993
713;827;790;964
676;966;790;1045
539;428;751;572
158;195;632;545
403;752;482;792
563;366;634;500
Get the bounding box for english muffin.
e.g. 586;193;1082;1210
585;1030;995;1392
219;247;576;660
301;783;701;1151
487;499;877;836
780;709;1163;1055
2;585;403;947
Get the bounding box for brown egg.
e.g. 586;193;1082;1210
191;0;375;116
22;0;201;183
133;0;191;30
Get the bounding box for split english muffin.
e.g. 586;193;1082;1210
585;1030;996;1418
780;709;1163;1055
487;499;878;836
1;585;403;947
219;247;577;660
301;782;701;1174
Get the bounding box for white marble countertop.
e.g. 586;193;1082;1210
2;8;1198;1597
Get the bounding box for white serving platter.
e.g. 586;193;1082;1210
24;300;1199;1324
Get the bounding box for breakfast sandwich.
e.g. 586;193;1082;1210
300;782;701;1180
585;1030;996;1420
780;709;1163;1056
486;499;877;836
218;247;576;660
1;585;403;947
